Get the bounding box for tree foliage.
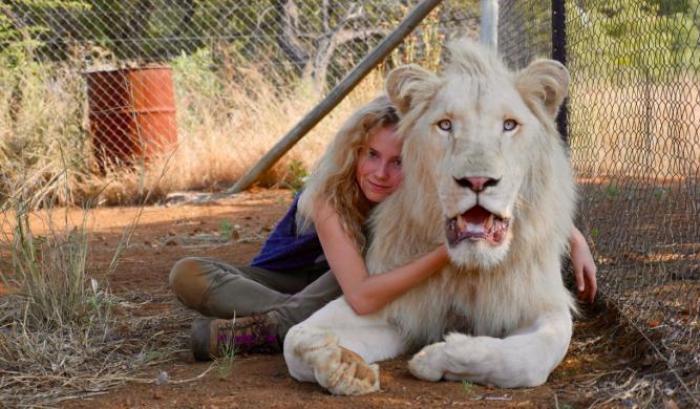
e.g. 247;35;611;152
568;0;700;81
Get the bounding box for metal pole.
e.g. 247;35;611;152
479;0;499;49
226;0;443;195
552;0;568;142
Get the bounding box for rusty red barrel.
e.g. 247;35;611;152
85;66;177;170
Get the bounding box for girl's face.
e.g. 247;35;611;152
355;125;404;204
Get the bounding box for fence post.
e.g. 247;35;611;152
551;0;568;143
479;0;499;49
224;0;443;195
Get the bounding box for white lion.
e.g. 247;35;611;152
284;39;577;395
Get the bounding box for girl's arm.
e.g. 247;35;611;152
313;199;449;315
570;226;597;303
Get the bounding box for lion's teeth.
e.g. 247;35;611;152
485;214;494;230
457;215;466;232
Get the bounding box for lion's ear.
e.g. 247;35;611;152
386;64;440;114
516;59;570;118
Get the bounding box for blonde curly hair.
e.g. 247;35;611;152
297;95;400;252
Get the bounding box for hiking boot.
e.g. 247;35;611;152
190;314;281;361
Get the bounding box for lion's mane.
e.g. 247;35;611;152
366;40;576;346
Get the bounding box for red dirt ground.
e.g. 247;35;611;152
3;189;637;408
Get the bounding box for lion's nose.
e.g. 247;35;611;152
454;176;500;193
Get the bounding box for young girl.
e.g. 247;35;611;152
169;96;597;361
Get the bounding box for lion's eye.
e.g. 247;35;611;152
437;119;452;132
503;119;518;132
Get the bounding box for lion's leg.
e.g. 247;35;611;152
284;297;407;396
409;309;572;388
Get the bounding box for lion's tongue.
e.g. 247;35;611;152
460;206;491;234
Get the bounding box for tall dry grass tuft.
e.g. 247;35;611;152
0;165;190;406
9;199;95;328
0;175;114;406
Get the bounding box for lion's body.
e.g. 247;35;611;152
284;40;577;395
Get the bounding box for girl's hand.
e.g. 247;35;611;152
570;227;597;303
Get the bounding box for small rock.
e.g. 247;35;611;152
663;399;679;409
156;370;169;385
621;398;637;408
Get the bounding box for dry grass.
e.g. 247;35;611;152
551;301;698;408
0;60;88;207
0;167;203;407
142;56;385;198
0;50;386;207
0;290;198;407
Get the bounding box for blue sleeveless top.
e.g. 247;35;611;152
250;194;329;273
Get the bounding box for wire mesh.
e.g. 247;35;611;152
0;0;479;205
501;0;699;407
498;0;552;69
568;2;699;406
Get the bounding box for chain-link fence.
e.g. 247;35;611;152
0;0;478;205
502;1;699;407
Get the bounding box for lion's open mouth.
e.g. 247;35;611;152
446;206;510;246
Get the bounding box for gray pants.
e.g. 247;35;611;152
169;257;342;340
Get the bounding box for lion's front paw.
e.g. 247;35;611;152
287;326;379;395
408;341;446;382
315;346;379;396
